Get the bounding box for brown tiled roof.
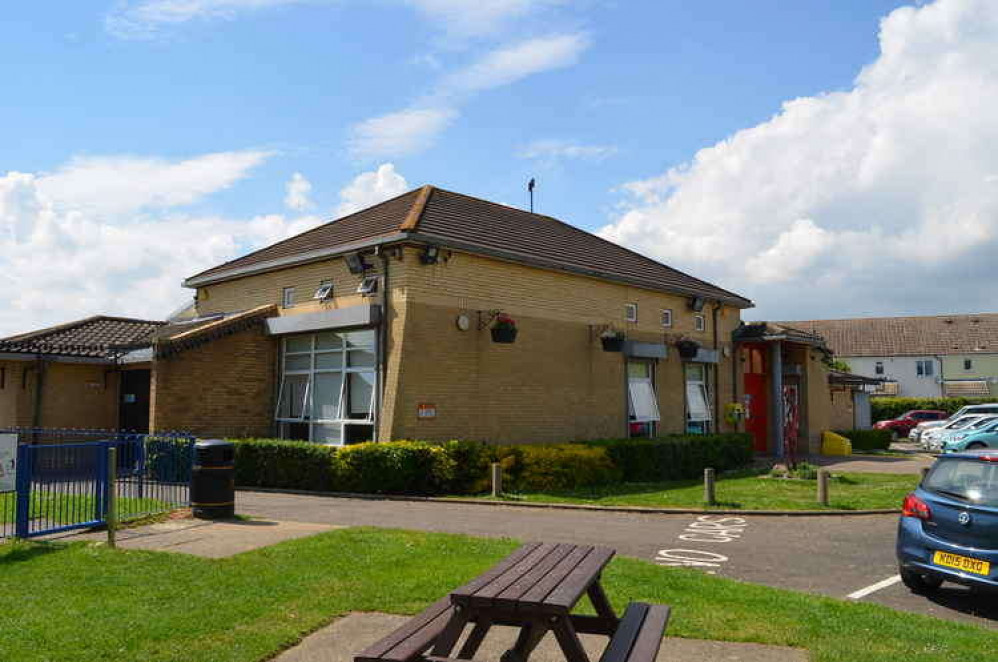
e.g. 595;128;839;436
0;316;165;359
781;314;998;357
153;305;276;358
186;185;752;307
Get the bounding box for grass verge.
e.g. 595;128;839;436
0;491;169;524
472;471;919;510
0;527;994;662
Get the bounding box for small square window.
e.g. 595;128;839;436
964;359;973;371
694;314;706;332
282;287;295;308
625;303;638;323
314;281;333;301
661;309;673;327
875;361;884;375
357;275;380;295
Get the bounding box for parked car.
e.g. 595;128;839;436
922;415;992;452
896;450;998;594
942;418;998;453
910;404;998;444
874;410;947;440
933;415;998;452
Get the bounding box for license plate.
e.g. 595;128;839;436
933;551;991;576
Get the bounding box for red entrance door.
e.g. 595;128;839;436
744;373;769;452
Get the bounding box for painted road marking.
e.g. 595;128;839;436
847;574;901;600
655;515;748;574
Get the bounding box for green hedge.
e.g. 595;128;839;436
871;397;998;422
833;429;892;452
580;434;754;482
225;433;754;496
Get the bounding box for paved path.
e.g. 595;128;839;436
276;612;807;662
238;490;997;629
810;454;933;474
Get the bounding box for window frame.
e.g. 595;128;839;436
916;359;934;377
275;330;378;445
875;361;884;375
685;362;713;434
965;359;973;371
282;286;296;308
625;303;638;323
693;314;706;332
314;281;334;301
660;309;673;328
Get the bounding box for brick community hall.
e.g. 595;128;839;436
0;186;868;454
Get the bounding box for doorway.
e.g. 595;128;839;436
119;369;151;432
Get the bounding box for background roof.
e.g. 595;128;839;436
0;316;164;359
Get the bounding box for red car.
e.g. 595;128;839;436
874;410;948;440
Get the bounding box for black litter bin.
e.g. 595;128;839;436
191;439;235;519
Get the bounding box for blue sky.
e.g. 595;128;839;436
3;0;997;335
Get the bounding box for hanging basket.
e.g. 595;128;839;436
601;336;625;352
676;339;701;359
491;327;518;344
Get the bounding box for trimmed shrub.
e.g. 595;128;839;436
145;436;194;483
437;439;494;493
232;438;337;492
871;397;998;422
504;445;620;492
834;429;891;452
581;433;754;482
334;441;455;495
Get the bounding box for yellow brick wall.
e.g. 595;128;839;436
39;363;120;430
0;360;29;428
150;325;276;438
829;387;855;431
388;247;744;443
196;256;375;317
805;351;832;453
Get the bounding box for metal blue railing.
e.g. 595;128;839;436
0;428;195;539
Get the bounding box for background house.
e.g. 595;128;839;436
784;314;998;398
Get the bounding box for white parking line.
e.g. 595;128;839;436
847;574;901;600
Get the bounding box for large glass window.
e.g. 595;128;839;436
685;363;713;434
627;361;659;438
275;329;377;445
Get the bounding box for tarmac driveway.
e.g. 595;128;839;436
237;490;996;629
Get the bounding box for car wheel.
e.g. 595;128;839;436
967;442;987;450
900;566;943;594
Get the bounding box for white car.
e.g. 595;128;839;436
921;414;995;452
910;404;998;444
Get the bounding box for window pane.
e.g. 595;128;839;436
685;363;706;382
349;371;375;417
313;373;343;421
315;352;342;370
312;423;343;445
628;379;660;422
686;383;710;421
285;354;311;371
285;336;311;353
348;349;376;368
277;374;309;419
316;331;342;350
925;362;934;376
344;330;376;348
627;362;651;379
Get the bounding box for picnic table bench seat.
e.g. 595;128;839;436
355;596;454;662
597;603;671;662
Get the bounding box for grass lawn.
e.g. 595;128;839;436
0;491;169;524
468;471;919;510
1;528;994;662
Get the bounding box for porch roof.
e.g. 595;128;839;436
0;316;164;361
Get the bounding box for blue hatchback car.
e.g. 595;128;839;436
896;450;998;593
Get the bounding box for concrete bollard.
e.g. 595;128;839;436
704;467;716;506
491;462;503;498
817;469;830;506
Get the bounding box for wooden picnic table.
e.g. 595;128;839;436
356;542;671;662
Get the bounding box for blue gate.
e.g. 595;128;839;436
0;429;195;539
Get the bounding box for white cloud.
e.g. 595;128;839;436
349;33;589;159
336;163;409;217
518;139;618;166
599;0;998;319
284;172;313;211
348;108;457;160
0;152;323;337
36;151;269;216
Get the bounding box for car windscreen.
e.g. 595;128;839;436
924;459;998;507
947;416;982;430
967;416;998;430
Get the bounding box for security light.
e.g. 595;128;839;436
420;244;440;265
689;296;706;312
344;252;368;274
